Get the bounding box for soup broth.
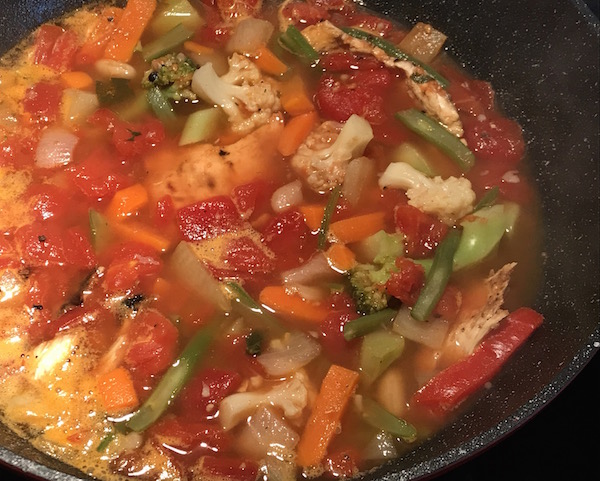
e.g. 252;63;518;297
0;1;543;480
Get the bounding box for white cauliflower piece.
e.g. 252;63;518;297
379;162;475;225
191;53;281;134
291;114;374;192
219;374;309;431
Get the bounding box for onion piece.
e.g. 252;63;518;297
342;156;375;206
281;252;337;285
35;127;79;169
226;17;274;54
392;307;449;349
271;180;303;213
62;89;99;124
170;241;230;311
257;331;321;377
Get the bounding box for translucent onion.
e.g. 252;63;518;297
271;180;303;213
62;89;99;124
342;156;375;205
392;307;449;349
226;17;274;54
281;252;336;285
35;127;79;169
257;331;321;377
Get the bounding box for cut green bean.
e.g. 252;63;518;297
317;186;341;250
147;86;176;123
360;397;417;443
343;308;397;341
395;109;475;172
278;25;320;63
224;282;284;335
411;229;460;321
341;27;448;88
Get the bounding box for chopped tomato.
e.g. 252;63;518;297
325;448;361;478
280;1;330;28
33;25;78;72
197;4;231;46
26;267;72;315
197;456;259;481
346;12;393;36
261;210;316;271
394;205;448;258
0;134;39;168
68;148;131;200
320;306;359;365
29;305;97;343
221;236;275;276
23;82;63;123
26;183;75;221
124;310;179;380
320;51;383;72
413;307;543;415
231;180;273;219
315;69;393;125
33;25;63;65
177;196;242;241
150;417;231;454
102;242;163;293
14;222;96;268
386;257;425;306
176;368;242;420
215;0;262;21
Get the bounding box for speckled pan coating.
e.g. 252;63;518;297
0;1;598;480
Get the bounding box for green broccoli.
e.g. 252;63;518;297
347;230;405;314
142;53;197;101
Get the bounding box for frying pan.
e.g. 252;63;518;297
0;0;598;479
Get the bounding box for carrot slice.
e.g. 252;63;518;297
326;244;356;272
299;204;325;231
104;0;156;62
111;221;171;252
277;111;318;156
253;46;288;76
105;183;149;219
296;365;360;467
60;71;93;90
76;7;123;65
329;212;386;244
280;75;315;116
259;286;330;324
98;367;139;413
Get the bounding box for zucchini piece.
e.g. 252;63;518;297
360;330;405;385
150;0;205;37
142;23;194;62
179;107;222;145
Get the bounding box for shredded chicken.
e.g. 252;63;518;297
301;21;463;137
445;263;516;356
145;116;284;207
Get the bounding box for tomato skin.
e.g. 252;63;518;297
221;236;275;276
320;307;359;365
176;368;242;420
23;82;63;123
346;12;393;36
394;205;448;259
150;417;231;453
386;257;425;306
68;148;131;200
124;310;179;380
281;1;330;27
197;456;259;481
261;210;316;271
102;242;162;294
33;25;78;72
177;196;242;241
33;25;63;65
231;180;273;219
325;448;361;478
320;51;382;72
27;184;74;221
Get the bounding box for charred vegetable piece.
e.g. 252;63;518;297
411;229;460;321
341;27;449;88
395;109;475;171
126;322;216;432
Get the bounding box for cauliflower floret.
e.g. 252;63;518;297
191;53;281;134
218;373;309;431
379;162;475;225
291;114;374;192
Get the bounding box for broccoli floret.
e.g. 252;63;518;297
142;53;198;101
349;263;395;314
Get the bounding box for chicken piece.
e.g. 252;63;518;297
444;263;516;358
191;53;281;134
145;116;284;207
301;21;463;137
291;114;373;192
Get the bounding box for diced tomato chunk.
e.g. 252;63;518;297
111;117;165;158
33;25;63;65
231;180;273;219
124;310;178;379
394;205;448;258
177;196;242;241
197;456;259;481
347;12;393;36
0;134;37;168
222;236;275;276
435;284;461;322
68;148;131;200
325;448;361;478
26;183;75;221
386;257;425;306
23;82;63;123
177;368;242;420
33;25;78;71
261;210;316;271
150;417;230;453
320;51;383;72
102;242;163;293
320;305;359;365
281;1;330;28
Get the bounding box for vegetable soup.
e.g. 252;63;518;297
0;1;543;480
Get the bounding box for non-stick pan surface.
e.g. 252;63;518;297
0;0;598;480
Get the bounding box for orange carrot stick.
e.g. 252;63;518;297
299;204;325;231
326;244;356;273
329;212;386;244
60;71;94;90
104;0;156;62
76;7;123;65
105;183;149;219
253;46;288;76
97;367;139;413
259;286;330;324
296;365;360;467
280;75;315;116
277;111;318;156
111;221;171;252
